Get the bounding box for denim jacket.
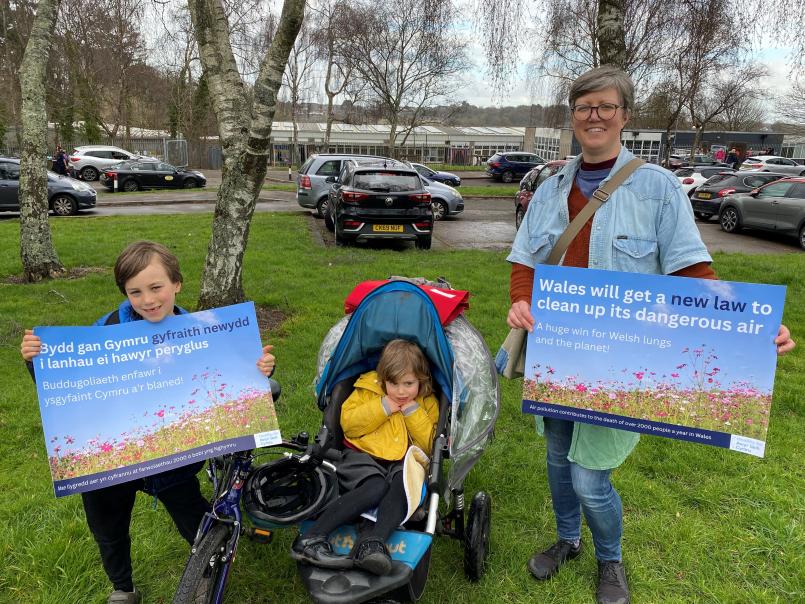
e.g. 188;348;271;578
507;146;712;470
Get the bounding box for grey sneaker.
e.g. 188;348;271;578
596;560;630;604
107;586;141;604
527;539;582;580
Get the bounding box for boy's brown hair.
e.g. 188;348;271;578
114;241;183;293
376;339;433;398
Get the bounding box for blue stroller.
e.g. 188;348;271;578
298;278;500;603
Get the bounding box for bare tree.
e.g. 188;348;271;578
187;0;304;308
336;0;469;156
19;0;64;281
776;80;805;134
687;65;767;155
282;22;317;165
311;0;355;149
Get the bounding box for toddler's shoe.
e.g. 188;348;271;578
352;537;393;576
291;534;353;569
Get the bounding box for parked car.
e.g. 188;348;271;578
296;153;392;218
420;177;463;220
69;145;155;181
690;171;788;221
99;160;206;191
738;156;805;176
514;160;568;229
0;157;96;215
719;176;805;249
410;162;461;187
674;166;734;197
486;152;546;183
325;159;433;249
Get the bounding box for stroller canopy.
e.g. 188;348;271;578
315;279;499;492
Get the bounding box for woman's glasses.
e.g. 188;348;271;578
571;103;622;120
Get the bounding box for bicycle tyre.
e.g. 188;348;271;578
173;523;231;604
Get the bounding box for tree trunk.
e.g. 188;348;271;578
18;0;64;282
189;0;305;310
596;0;626;68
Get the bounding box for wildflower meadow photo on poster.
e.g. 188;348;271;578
33;302;281;497
521;265;786;457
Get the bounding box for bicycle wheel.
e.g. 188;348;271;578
173;523;232;604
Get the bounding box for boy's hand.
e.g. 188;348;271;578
256;344;276;377
21;330;41;362
776;324;795;356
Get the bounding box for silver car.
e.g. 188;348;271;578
296;153;390;218
739;156;805;176
69;145;154;181
420;177;464;220
719;177;805;249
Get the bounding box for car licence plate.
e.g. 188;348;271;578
372;224;404;233
697;192;712;199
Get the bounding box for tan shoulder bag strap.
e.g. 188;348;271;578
545;157;645;266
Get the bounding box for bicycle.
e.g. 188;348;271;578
173;381;335;604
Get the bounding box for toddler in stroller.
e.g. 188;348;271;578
295;278;500;604
291;339;439;576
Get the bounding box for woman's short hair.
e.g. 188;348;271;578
569;65;634;113
114;241;183;293
377;339;433;398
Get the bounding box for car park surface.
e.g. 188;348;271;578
0;157;96;215
719;177;805;249
100;160;206;192
486;151;546;183
691;171;788;220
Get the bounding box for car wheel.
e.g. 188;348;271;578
501;170;514;183
122;179;139;192
51;194;78;216
799;170;805;177
324;205;335;231
183;178;197;189
720;206;741;233
81;166;99;181
799;225;805;250
693;212;712;221
316;197;329;219
415;235;432;250
431;200;447;221
515;206;525;229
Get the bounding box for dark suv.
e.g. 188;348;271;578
325;159;434;249
486;152;546;183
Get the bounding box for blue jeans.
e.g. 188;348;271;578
544;418;622;562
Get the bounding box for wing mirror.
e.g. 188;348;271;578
749;188;759;196
325;176;338;183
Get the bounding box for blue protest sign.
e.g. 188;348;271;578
34;302;281;496
521;265;786;457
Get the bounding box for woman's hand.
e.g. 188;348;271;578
507;300;535;331
256;344;276;377
21;330;41;362
775;324;795;356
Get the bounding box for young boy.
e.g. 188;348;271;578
20;241;276;604
291;339;438;575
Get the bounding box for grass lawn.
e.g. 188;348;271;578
0;213;802;603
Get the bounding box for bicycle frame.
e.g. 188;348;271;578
182;437;309;604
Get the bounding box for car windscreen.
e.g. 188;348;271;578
353;171;420;192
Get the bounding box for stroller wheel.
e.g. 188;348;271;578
463;491;491;581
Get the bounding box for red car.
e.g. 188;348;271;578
514;160;568;228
